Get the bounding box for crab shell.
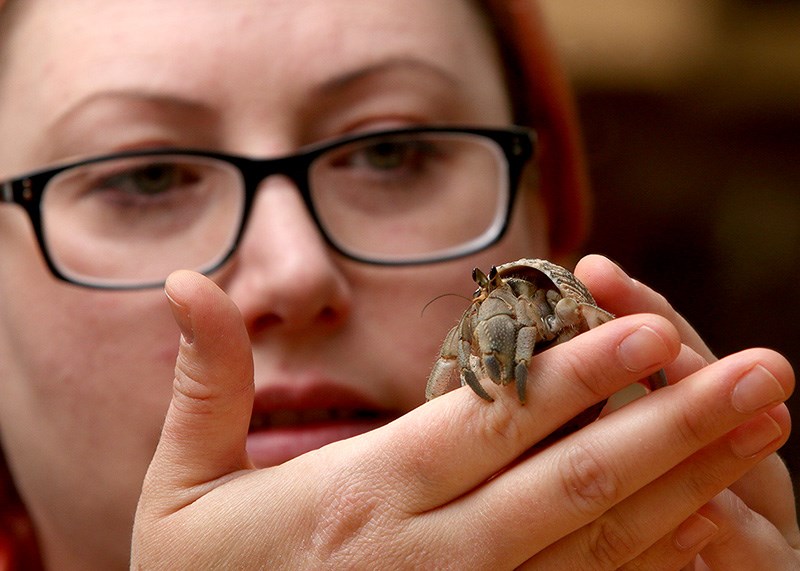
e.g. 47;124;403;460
490;257;614;332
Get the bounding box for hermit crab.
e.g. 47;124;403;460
425;258;667;406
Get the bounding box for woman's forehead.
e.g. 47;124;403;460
0;0;500;64
0;0;517;168
0;1;507;113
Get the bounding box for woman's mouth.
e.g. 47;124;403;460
245;383;401;467
248;407;387;430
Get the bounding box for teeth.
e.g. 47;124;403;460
249;409;381;431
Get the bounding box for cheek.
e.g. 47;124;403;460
0;260;179;537
0;285;178;445
499;188;551;261
342;265;469;407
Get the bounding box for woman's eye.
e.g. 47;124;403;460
100;163;191;196
361;142;416;170
338;140;438;173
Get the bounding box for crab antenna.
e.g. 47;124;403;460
420;292;472;317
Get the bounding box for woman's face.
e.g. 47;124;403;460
0;0;548;566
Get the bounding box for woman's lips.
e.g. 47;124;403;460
245;382;401;467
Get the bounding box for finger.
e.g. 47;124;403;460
522;404;790;569
727;453;800;545
603;338;709;422
430;348;792;567
140;271;255;510
696;486;800;569
603;342;704;415
617;512;719;571
575;254;716;363
664;344;709;386
369;312;681;511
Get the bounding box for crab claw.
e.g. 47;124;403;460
484;354;503;383
462;369;494;402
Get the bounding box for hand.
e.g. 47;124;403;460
131;268;793;569
575;254;800;569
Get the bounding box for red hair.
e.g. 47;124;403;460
0;456;41;571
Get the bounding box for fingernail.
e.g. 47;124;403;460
731;365;785;413
729;412;783;458
617;326;669;373
674;512;718;551
165;290;194;344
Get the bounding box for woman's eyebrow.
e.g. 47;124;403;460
313;57;462;97
50;90;214;132
36;90;218;161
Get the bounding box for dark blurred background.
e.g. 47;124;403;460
539;0;800;500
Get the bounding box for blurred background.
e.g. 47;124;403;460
538;0;800;499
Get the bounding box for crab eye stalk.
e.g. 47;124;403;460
472;267;489;288
487;266;503;290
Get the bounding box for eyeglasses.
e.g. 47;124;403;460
1;126;535;289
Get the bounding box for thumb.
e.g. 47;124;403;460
146;270;255;501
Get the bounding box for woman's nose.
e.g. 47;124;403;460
220;176;352;336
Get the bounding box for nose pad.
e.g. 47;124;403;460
222;176;351;335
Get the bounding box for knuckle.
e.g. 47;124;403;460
479;396;526;443
584;512;643;570
680;460;733;506
170;359;218;415
311;473;447;569
311;476;392;560
558;441;623;517
170;345;254;415
671;400;713;450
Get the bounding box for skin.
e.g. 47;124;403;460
0;1;797;569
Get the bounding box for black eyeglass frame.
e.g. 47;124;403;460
0;125;536;289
